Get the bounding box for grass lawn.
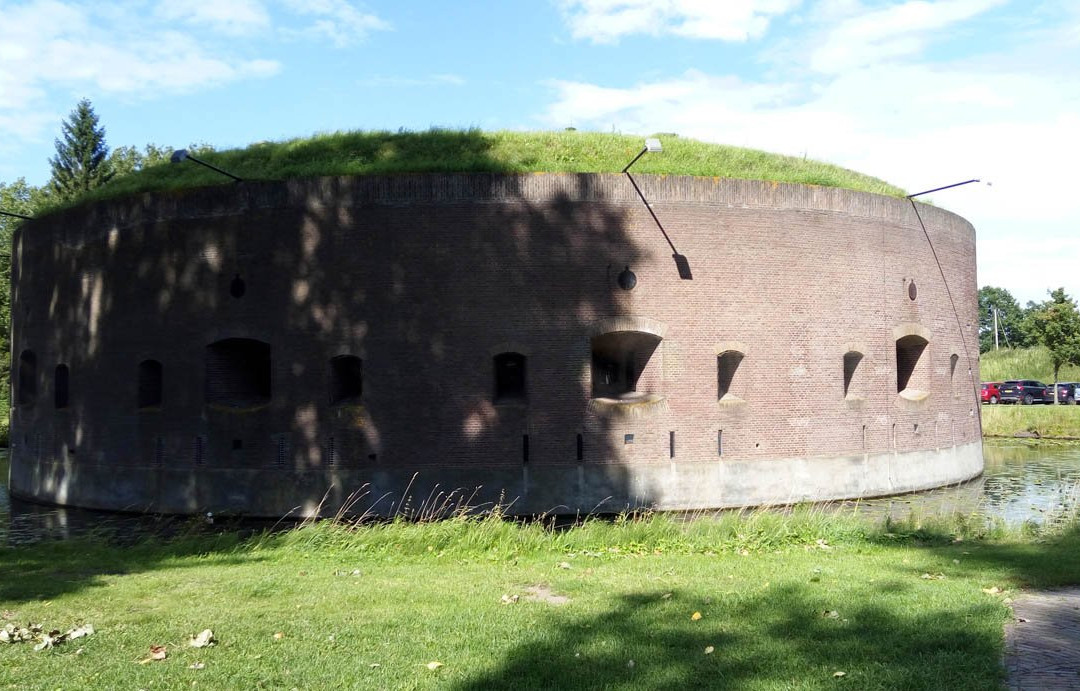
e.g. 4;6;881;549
41;129;906;214
979;346;1080;385
3;511;1080;690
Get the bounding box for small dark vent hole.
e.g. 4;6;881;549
194;436;205;466
230;274;246;298
327;436;337;466
718;430;723;457
368;453;377;461
54;364;70;409
138;360;164;409
275;436;287;468
232;439;243;450
154;437;164;466
624;433;634;445
669;431;675;458
908;280;918;301
576;433;583;461
522;434;530;464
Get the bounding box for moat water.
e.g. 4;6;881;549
3;440;1080;544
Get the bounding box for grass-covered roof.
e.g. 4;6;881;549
78;129;908;207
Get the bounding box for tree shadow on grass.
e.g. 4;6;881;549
455;584;1003;690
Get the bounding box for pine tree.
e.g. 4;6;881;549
48;98;114;200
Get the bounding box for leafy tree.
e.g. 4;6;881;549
48;98;114;201
978;285;1030;352
1026;288;1080;400
0;178;49;442
109;143;175;178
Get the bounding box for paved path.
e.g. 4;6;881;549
1005;588;1080;690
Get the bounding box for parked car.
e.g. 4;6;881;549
1049;382;1078;404
981;382;1002;404
998;380;1050;405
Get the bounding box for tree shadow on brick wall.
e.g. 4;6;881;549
8;129;658;526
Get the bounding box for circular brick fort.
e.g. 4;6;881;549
8;173;983;516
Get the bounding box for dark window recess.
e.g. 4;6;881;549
230;274;246;298
624;433;634;445
17;350;36;405
843;351;863;397
591;331;661;399
717;351;745;399
494;352;526;401
950;353;960;383
138;360;164;409
522;434;530;464
896;335;929;393
54;364;69;409
232;439;243;450
576;433;584;461
205;338;271;407
329;355;363;405
908;280;918;300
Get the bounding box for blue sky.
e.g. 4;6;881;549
1;0;1078;305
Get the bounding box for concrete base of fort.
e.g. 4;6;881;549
10;441;983;517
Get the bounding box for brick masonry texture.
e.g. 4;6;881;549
8;173;983;516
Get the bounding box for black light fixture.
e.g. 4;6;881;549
907;179;983;199
0;209;32;220
621;137;693;280
171;149;243;182
622;137;663;173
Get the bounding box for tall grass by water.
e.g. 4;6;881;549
42;129;906;214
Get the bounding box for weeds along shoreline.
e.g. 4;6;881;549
981;404;1080;440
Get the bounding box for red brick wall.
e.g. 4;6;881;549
9;174;981;513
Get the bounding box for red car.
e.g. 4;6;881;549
981;382;1002;404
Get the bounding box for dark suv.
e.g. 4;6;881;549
1049;382;1078;404
998;380;1050;405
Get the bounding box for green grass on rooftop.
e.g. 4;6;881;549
65;129;905;211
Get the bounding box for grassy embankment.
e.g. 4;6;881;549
3;509;1080;690
980;346;1080;438
39;129;906;215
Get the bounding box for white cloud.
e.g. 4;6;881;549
279;0;390;47
0;0;282;156
558;0;800;43
155;0;271;36
807;0;1008;73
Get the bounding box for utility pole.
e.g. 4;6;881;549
993;306;999;350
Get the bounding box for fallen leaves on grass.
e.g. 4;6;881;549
691;612;702;621
138;645;168;664
189;629;215;648
500;594;519;605
1;622;94;651
920;572;947;580
557;562;572;570
704;646;715;655
273;632;285;640
833;671;846;678
188;662;206;670
426;661;444;670
982;586;1003;596
822;610;840;619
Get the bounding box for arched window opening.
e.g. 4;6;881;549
591;331;662;400
54;364;69;409
843;351;863;399
493;352;526;402
205;338;271;408
896;335;929;395
329;355;363;406
138;360;164;409
717;350;745;400
17;350;36;406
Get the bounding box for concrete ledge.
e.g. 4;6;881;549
10;442;983;517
